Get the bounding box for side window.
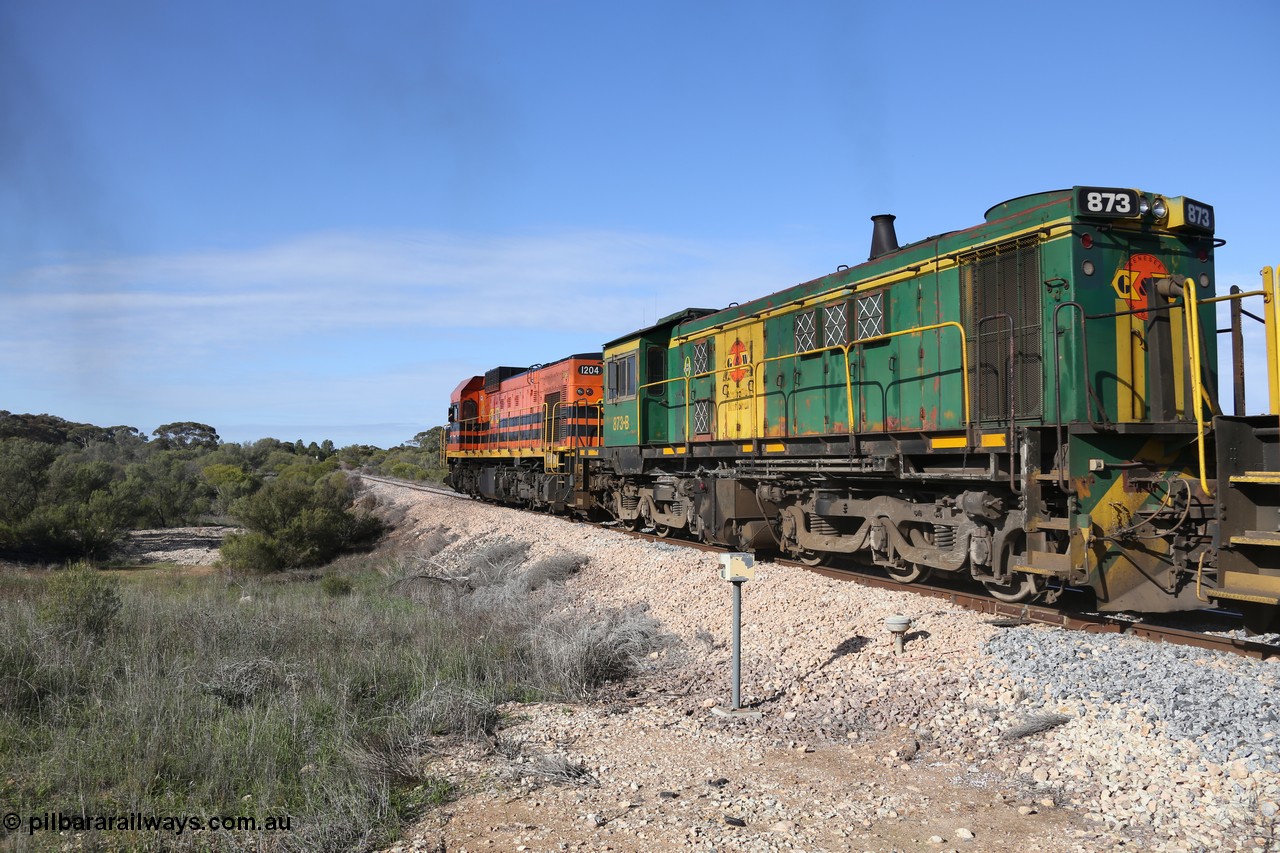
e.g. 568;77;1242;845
693;399;713;436
461;399;478;420
646;346;666;397
794;310;817;352
855;292;885;340
823;301;850;347
607;353;638;401
692;338;713;376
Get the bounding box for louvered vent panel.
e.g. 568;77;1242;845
962;237;1043;423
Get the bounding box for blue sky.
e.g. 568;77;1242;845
2;0;1277;447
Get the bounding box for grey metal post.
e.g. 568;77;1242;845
730;579;743;709
1231;285;1245;416
712;553;761;719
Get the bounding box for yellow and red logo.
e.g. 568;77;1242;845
1111;253;1168;320
727;339;749;384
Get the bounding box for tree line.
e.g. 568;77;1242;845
0;412;444;568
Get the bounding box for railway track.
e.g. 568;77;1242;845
359;473;1280;661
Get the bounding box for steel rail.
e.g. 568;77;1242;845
361;474;1279;661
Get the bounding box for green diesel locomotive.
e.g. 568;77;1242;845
450;187;1280;630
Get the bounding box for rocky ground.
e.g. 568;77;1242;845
365;481;1279;853
113;526;238;565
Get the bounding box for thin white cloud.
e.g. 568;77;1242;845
0;227;809;443
6;229;790;342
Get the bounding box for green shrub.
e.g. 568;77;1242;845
37;562;121;643
386;461;428;481
202;462;260;514
320;572;353;597
220;530;282;573
222;470;383;572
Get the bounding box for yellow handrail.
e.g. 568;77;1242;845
543;400;603;454
1181;279;1212;496
634;320;972;443
846;321;971;434
745;321;970;439
1264;266;1279;414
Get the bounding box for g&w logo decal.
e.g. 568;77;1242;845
1111;254;1168;321
727;339;749;384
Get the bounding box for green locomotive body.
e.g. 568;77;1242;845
591;187;1279;624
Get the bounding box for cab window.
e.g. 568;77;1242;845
606;353;637;401
646;347;666;397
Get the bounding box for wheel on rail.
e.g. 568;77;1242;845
797;549;831;567
982;532;1045;603
981;571;1044;603
654;524;672;538
886;562;933;584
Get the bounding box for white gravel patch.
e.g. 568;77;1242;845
368;481;1280;853
114;526;238;565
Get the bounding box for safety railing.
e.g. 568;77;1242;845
1181;276;1213;495
1203;266;1280;416
447;416;490;452
446;400;603;470
1192;264;1280;495
632;321;971;445
1052;301;1106;493
544;400;603;450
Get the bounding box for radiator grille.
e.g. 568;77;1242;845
961;236;1043;422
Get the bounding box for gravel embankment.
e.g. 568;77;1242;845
368;481;1280;853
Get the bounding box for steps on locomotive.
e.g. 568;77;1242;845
1212;416;1280;605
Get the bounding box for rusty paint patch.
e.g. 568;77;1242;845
1073;477;1092;498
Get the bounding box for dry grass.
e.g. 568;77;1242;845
0;533;669;852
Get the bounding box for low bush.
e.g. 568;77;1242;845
531;606;667;696
37;561;121;644
320;572;354;597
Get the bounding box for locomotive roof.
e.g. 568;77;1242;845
495;351;602;379
601;307;718;349
668;189;1074;340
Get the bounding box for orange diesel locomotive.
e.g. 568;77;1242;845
446;353;603;510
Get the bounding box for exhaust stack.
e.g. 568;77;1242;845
869;214;899;260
